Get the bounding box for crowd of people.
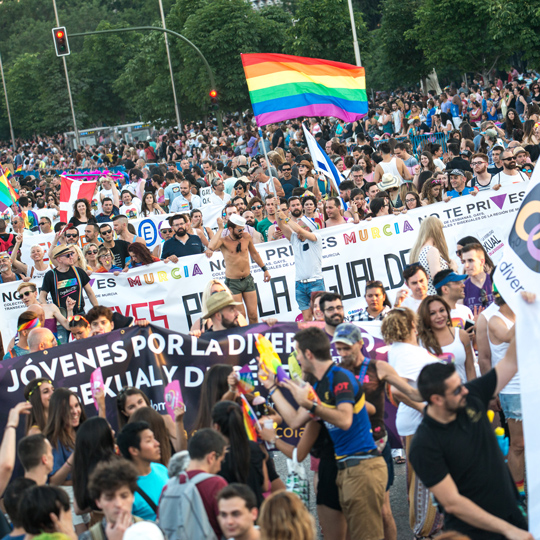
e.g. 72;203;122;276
0;73;536;540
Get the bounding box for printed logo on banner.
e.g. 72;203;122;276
508;183;540;273
138;218;159;246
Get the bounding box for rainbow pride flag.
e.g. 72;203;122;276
241;53;368;126
15;164;22;173
240;395;260;442
0;167;19;212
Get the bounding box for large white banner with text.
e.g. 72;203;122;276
2;183;526;348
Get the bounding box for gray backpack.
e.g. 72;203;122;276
158;472;217;540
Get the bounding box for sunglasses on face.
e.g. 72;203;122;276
102;230;113;235
86;250;98;255
502;157;516;161
449;384;464;397
251;205;262;210
39;222;48;226
61;252;76;259
65;233;78;238
21;290;35;297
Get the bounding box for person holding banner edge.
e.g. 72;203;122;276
208;214;270;325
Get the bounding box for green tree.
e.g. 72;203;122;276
409;0;511;83
285;0;368;65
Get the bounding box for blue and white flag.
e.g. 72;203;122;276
302;124;346;194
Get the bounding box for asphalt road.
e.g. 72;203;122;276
273;451;413;540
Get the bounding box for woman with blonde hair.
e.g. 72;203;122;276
409;216;455;294
69;245;90;274
83;243;99;271
267;150;285;170
381;308;443;538
259;491;316;540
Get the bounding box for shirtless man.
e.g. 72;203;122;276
208;214;271;324
325;197;349;228
112;215;145;244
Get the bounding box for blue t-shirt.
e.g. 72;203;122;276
446;187;475;199
132;462;169;521
314;364;376;460
426;107;436;127
164;183;182;205
1;534;25;540
450;103;460;118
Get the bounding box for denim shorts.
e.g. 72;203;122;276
500;393;522;421
295;279;325;311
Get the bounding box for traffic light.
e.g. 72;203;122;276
209;89;219;110
52;27;70;57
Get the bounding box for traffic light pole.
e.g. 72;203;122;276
68;26;222;132
52;0;80;148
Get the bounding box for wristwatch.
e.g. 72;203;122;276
309;401;318;414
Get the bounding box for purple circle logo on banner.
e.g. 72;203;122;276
508;183;540;272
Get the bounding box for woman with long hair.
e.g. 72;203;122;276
70;199;96;227
151;175;166;204
409;216;455;294
403;191;422;211
259;491;316;540
503;108;523;140
190;208;214;245
381;308;443;538
125;243;159;269
522;119;539;146
212;400;268;508
72;417;117;516
83;243;99;271
24;378;54;435
420;177;443;205
301;196;324;229
45;388;90;534
357;156;374;183
192;364;236;432
140;191;165;217
417;296;476;381
369;197;390;218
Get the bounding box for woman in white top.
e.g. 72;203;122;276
381;307;443;538
11;235;50;280
417;296;476;382
409;216;456;294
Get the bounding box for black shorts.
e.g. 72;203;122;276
316;457;342;511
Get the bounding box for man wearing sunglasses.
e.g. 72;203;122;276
0;252;24;283
37;217;53;234
39;244;98;314
491;150;529;189
278;163;299;199
99;224;131;268
410;303;536;540
64;226;80;246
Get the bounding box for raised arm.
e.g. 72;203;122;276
207;218;225;252
10;234;28;275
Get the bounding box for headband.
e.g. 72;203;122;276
18;317;41;333
300;216;318;232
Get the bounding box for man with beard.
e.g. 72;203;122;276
202;291;243;333
491;150;528;188
170;179;202;212
276;211;324;321
208;215;270;324
318;292;345;362
332;322;423;540
161;214;204;261
410;330;533;540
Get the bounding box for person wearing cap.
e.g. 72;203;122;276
152;219;174;259
332;322;423;540
491;149;529;188
263;326;387;540
444;170;475;200
433;269;475;330
208;214;270;325
200;290;243;333
275;209;324;321
39;245;98;314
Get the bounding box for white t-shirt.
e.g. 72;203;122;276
491;170;528;187
209;192;231;205
401;296;422;312
290;232;323;281
450;304;474;329
36;208;59;225
120;198;141;220
388;342;438;436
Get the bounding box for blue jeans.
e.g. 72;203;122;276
500;393;522;421
295;279;325;311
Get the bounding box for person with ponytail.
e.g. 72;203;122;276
23;378;54;435
211;401;268;508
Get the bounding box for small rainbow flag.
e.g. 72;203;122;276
241;53;368;127
236;365;256;395
5;169;12;180
240;395;260;442
0;167;19;212
15;164;22;173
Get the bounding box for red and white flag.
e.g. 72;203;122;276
59;176;97;223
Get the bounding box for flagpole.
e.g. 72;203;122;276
258;127;277;197
346;0;362;66
0;51;16;153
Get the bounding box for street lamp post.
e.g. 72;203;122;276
346;0;362;66
158;0;182;132
0;51;16;152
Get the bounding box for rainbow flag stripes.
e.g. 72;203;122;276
241;53;368;126
240;395;259;442
0;166;19;212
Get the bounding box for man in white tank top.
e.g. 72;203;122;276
373;142;412;184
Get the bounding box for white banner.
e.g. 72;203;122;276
4;183;526;349
493;170;540;537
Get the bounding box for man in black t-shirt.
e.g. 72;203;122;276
39;244;98;314
410;337;532;540
99;223;131;268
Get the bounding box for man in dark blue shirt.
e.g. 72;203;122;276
161;214;204;261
